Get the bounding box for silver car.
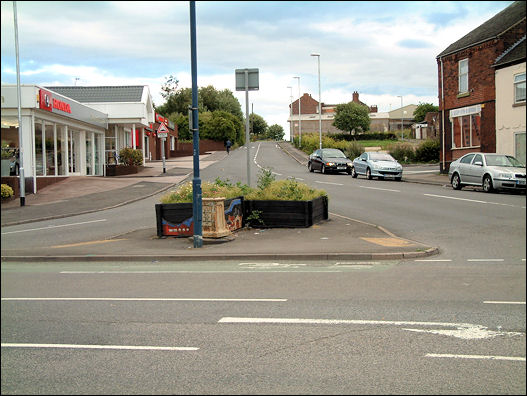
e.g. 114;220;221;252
351;152;403;180
449;152;526;193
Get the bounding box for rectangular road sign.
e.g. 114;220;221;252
235;68;259;91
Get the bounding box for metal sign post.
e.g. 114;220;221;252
235;68;259;187
157;122;169;174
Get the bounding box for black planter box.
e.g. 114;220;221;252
155;197;243;237
243;196;328;228
105;164;141;176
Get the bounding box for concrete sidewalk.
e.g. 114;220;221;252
1;145;443;261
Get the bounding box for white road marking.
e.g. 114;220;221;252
1;343;198;351
424;193;524;208
217;317;523;339
1;219;107;235
2;297;287;302
425;353;525;362
483;301;526;305
359;186;400;192
315;181;344;186
414;259;452;262
467;259;504;262
403;170;439;174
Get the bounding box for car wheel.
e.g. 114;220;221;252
451;173;462;190
347;167;352;175
308;162;314;172
351;167;358;178
322;164;326;174
483;174;494;193
366;168;372;180
395;176;402;181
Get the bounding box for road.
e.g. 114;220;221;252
1;141;525;394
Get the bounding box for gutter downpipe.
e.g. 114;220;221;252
440;56;446;173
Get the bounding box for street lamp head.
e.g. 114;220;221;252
293;76;300;79
310;53;320;57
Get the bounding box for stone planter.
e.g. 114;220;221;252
155;197;243;238
243;196;328;228
105;164;141;176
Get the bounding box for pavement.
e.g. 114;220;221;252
1;142;449;262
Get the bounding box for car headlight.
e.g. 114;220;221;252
499;173;513;179
325;162;335;166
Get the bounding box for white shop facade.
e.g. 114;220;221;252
1;84;108;193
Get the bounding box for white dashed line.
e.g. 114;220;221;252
483;301;526;305
360;186;400;192
1;343;198;351
425;353;525;362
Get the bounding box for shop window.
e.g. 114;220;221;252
451;113;481;149
35;121;44;176
515;132;526;165
105;130;117;165
45;123;56;175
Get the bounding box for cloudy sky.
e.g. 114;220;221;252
1;1;513;138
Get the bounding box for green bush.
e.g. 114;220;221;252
344;141;365;160
332;132;397;141
1;183;14;198
160;169;327;203
387;142;415;163
118;147;143;166
414;139;440;163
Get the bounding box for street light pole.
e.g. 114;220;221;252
287;86;293;142
293;76;301;148
397;95;404;141
311;53;322;149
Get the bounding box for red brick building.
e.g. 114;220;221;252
436;1;526;172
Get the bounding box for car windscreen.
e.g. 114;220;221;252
369;153;395;161
322;149;346;158
485;155;525;167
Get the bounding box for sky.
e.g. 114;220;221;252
1;1;514;139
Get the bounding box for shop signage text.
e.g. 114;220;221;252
39;89;71;114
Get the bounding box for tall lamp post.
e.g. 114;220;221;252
287;86;293;142
311;53;322;149
293;76;301;148
397;95;404;141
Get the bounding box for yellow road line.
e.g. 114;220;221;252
50;239;127;249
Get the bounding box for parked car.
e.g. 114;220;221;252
449;152;526;193
351;152;403;180
308;148;352;174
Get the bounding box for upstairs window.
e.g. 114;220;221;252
458;59;468;94
514;72;526;103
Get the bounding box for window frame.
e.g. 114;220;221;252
514;72;526;104
458;58;469;94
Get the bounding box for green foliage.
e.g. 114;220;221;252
331;132;397;141
1;183;14;198
387;142;415;163
265;124;285;141
118;147;143;166
245;210;265;227
159;169;327;204
414;139;440;163
332;102;371;134
413;102;439;123
344;141;365;160
250;113;268;137
256;168;276;190
1;143;14;159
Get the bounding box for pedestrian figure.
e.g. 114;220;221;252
226;139;232;154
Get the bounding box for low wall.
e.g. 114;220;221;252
171;139;226;157
1;176;68;198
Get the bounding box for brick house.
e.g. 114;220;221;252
288;91;378;138
436;1;526;173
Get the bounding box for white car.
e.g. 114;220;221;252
448;152;526;193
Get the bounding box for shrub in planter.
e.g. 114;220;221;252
118;147;143;166
1;183;14;199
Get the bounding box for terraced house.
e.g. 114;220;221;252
436;1;526;172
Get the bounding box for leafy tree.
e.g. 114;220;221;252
413;102;439;123
266;124;285;141
160;74;179;100
332;102;370;136
249;113;268;138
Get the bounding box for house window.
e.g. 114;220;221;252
458;59;468;94
514;72;525;103
451;114;480;148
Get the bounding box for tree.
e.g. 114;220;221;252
332;102;370;136
249;113;268;138
413;102;439;123
160;74;179;100
266;124;285;141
